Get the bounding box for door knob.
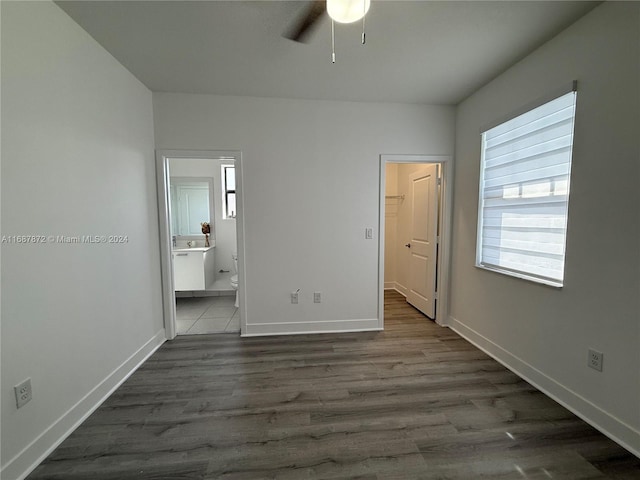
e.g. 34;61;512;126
405;243;411;248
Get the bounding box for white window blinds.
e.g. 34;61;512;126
477;90;577;286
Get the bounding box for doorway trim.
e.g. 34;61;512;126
156;149;246;339
378;154;453;327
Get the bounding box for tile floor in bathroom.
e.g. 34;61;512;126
175;295;239;335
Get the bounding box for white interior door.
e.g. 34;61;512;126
406;164;439;319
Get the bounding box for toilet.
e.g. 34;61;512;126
230;253;238;308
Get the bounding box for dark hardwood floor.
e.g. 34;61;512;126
28;291;639;479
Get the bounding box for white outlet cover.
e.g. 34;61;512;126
588;349;603;372
14;378;32;409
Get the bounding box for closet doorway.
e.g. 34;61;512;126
378;154;453;327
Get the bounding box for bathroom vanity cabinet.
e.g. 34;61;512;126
173;246;215;291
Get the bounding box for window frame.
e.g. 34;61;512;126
475;82;578;288
221;164;236;219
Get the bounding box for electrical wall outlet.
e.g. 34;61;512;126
291;291;299;304
14;378;32;409
588;348;603;372
314;292;322;303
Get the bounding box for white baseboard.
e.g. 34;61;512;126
384;283;408;297
395;282;408;297
447;315;640;459
2;330;167;480
242;318;382;337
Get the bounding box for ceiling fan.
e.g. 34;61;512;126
284;0;371;58
283;0;327;43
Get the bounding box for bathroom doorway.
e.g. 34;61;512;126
378;154;453;328
156;150;245;339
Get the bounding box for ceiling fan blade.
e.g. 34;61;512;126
283;0;326;43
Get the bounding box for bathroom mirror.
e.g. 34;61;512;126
170;177;215;236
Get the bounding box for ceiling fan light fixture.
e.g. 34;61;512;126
327;0;371;24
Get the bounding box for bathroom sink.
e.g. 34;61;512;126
173;245;214;252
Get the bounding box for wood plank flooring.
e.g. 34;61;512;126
27;291;639;479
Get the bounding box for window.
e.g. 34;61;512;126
476;88;577;287
222;165;236;218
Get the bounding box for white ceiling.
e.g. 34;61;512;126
56;1;598;105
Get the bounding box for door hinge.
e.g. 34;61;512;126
436;235;440;244
437;177;442;186
434;292;439;300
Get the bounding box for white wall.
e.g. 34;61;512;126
1;2;164;478
450;2;639;455
154;93;455;335
168;157;237;274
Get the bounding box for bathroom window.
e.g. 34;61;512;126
476;87;577;287
222;165;236;219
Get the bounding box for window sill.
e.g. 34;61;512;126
475;264;563;289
